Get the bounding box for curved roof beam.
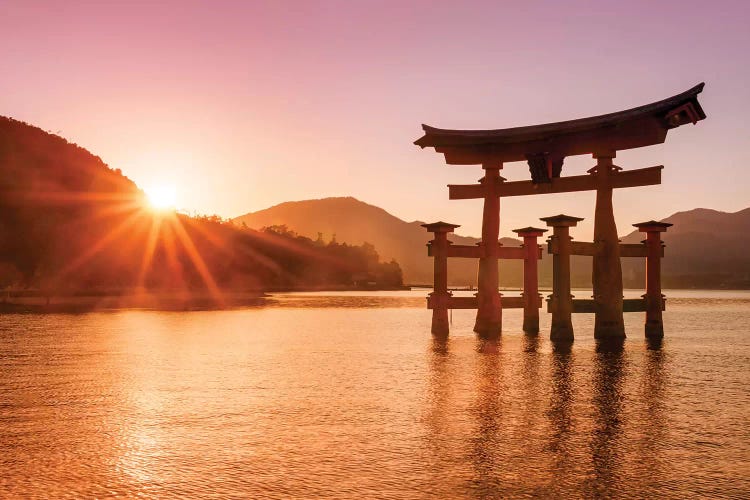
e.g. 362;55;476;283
415;83;706;165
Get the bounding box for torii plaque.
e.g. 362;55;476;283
415;83;706;338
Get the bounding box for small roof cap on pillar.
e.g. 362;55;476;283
633;220;673;232
512;226;548;236
540;214;584;227
421;221;460;232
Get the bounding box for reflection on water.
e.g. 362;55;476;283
588;339;627;497
469;338;503;494
1;292;749;497
548;340;575;487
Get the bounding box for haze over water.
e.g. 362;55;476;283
1;291;748;498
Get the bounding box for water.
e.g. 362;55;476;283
1;291;748;498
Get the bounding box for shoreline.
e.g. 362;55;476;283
0;286;411;313
3;286;747;314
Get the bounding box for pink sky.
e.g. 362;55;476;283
2;0;748;239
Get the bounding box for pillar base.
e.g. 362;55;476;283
550;323;574;341
522;317;540;334
474;320;502;339
474;291;502;337
646;336;663;350
645;319;664;338
431;309;449;337
594;321;626;339
594;298;625;339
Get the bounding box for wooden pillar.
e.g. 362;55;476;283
541;215;583;341
422;222;459;336
512;226;547;334
474;165;503;337
590;153;625;339
633;221;672;338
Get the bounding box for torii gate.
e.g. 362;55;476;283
415;83;706;338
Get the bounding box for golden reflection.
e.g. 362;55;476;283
638;338;668;481
548;340;575;473
476;338;501;355
470;338;502;492
423;337;453;479
521;335;542;434
587;338;627;497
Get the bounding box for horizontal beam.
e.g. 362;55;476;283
446;244;482;258
565;297;664;314
428;295;477;309
548;240;602;256
427;294;540;310
448;183;485;200
619;243;663;257
547;240;664;257
449;165;662;200
505;295;543;309
429;244;539;259
498;246;526;259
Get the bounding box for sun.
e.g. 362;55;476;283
144;185;177;211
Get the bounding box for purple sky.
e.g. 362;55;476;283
2;0;748;239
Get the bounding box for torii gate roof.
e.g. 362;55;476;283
415;83;706;165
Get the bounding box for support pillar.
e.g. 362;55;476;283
541;215;583;341
512;226;547;334
474;165;503;337
634;221;672;338
590;153;625;339
422;222;460;336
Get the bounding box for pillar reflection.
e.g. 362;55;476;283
521;335;542;424
586;338;627;497
637;338;668;488
469;338;503;494
424;337;452;439
548;340;575;477
423;337;454;490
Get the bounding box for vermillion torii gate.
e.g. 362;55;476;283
415;83;706;338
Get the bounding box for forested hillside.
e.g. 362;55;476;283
0;117;402;294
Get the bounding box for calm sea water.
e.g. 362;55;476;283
1;290;748;498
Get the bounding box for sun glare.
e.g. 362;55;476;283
145;185;177;211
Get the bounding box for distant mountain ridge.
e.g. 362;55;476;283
234;196;510;285
235;197;750;289
619;207;750;288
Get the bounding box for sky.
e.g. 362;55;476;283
1;0;749;240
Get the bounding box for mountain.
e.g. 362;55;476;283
620;208;750;289
0;117;403;296
235;197;750;289
234;197;526;286
0;116;141;283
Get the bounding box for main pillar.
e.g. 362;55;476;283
590;153;626;339
512;226;547;334
474;165;503;337
423;222;460;337
634;221;672;338
542;215;583;341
